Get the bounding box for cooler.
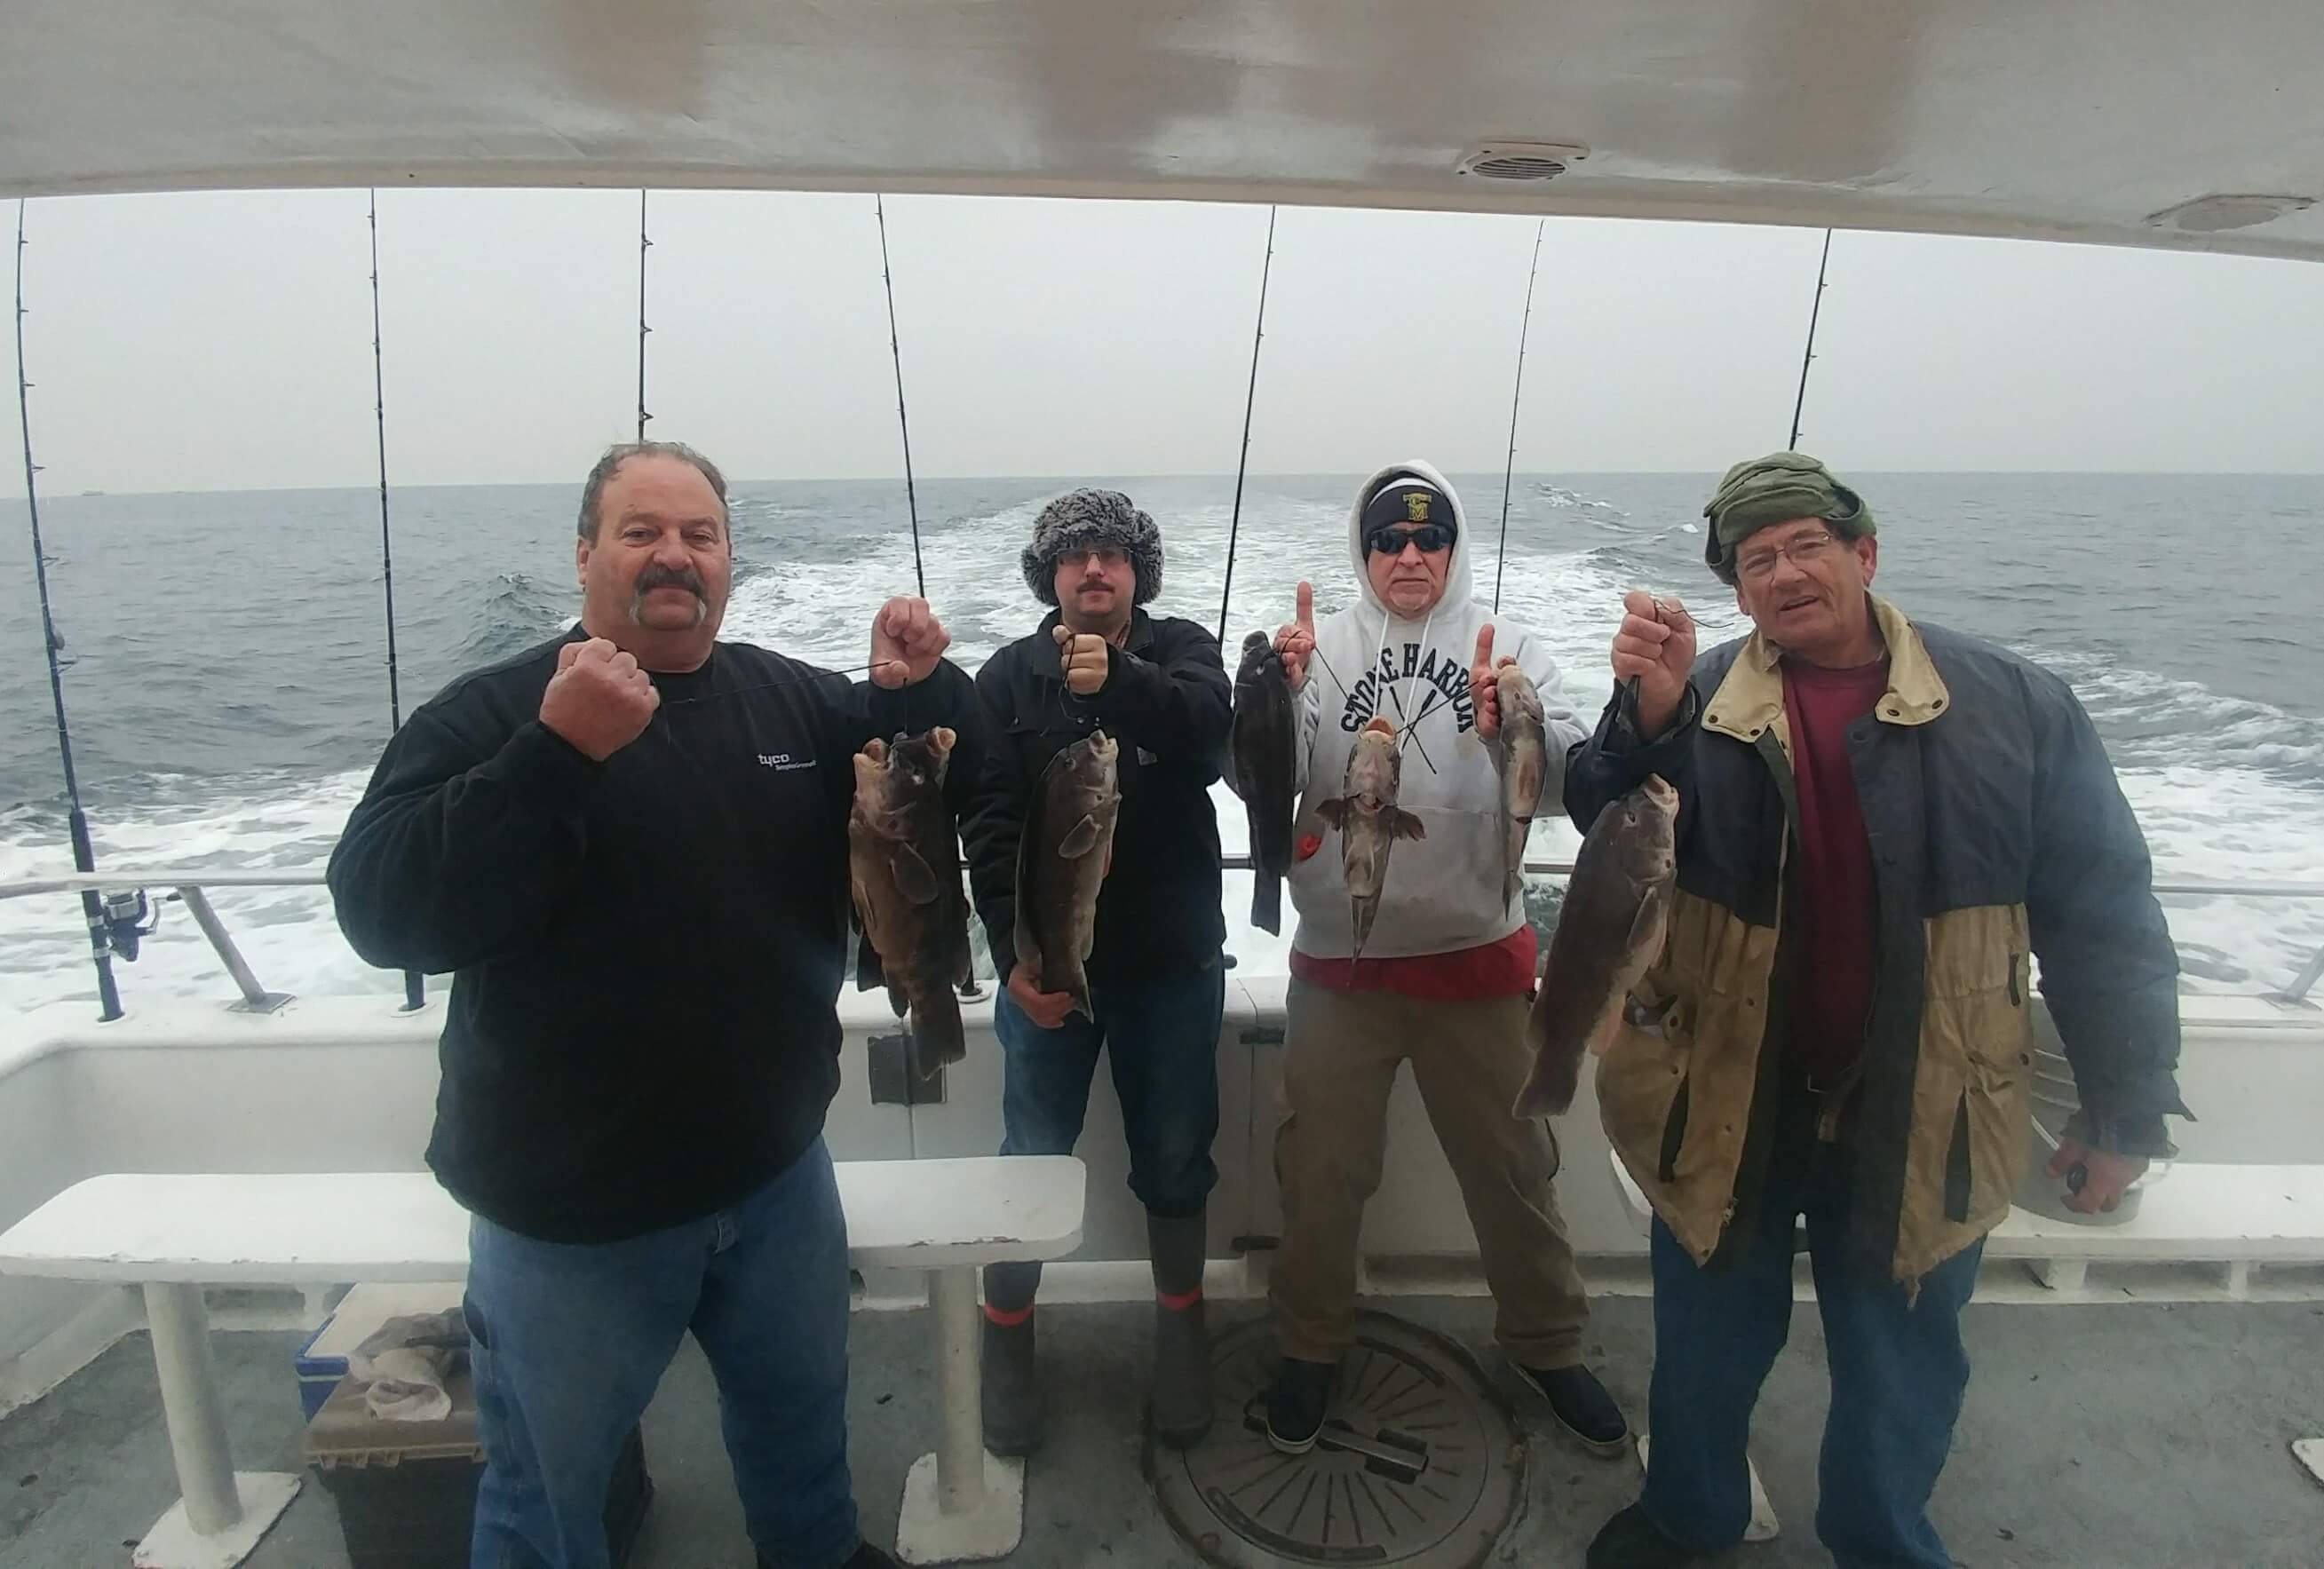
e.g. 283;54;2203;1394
304;1370;653;1569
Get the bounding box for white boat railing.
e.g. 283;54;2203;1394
4;864;2323;1015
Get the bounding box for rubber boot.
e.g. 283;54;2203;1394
1146;1209;1212;1447
980;1260;1043;1456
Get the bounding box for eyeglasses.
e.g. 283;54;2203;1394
1364;522;1455;557
1059;547;1130;570
1735;528;1838;582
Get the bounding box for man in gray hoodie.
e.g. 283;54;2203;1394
1261;461;1628;1457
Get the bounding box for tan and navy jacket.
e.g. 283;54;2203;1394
1563;595;2188;1287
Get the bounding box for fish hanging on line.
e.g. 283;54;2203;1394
1515;773;1679;1119
848;727;973;1080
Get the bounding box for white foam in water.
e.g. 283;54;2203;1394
3;482;2317;1021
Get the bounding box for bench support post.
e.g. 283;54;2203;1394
895;1264;1025;1565
133;1282;300;1569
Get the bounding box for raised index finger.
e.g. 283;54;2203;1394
1295;580;1314;632
1471;622;1495;675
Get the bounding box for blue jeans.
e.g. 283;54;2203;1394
1640;1086;1983;1569
994;962;1224;1218
464;1139;859;1569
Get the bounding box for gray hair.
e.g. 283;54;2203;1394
577;441;729;542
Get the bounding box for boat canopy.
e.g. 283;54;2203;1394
3;0;2319;261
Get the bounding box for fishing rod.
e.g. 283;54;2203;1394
366;192;425;1013
1492;219;1546;614
1216;205;1277;642
367;192;404;734
1788;228;1833;449
874;195;927;600
15;201;124;1021
636;190;652;441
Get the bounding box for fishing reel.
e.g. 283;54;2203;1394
98;887;159;962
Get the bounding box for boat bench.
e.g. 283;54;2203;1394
0;1160;1085;1569
1606;1150;2324;1296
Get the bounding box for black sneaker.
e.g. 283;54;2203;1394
1584;1504;1702;1568
1522;1361;1630;1454
1265;1356;1336;1454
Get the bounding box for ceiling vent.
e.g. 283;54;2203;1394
1456;142;1590;182
2144;194;2314;233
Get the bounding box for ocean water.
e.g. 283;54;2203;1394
2;471;2320;1017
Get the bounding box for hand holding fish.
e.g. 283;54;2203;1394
1469;624;1506;741
540;638;660;760
1053;624;1111;696
2045;1135;2147;1216
1005;960;1077;1032
869;597;950;689
1612;590;1697;739
1273;580;1316;691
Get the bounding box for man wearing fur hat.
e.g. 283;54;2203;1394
1570;454;2190;1569
960;487;1233;1454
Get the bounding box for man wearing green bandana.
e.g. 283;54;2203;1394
1565;454;2190;1569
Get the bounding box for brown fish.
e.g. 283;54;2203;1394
1230;630;1298;935
1314;716;1425;964
849;728;972;1079
1013;730;1122;1021
1515;773;1679;1118
1495;659;1550;907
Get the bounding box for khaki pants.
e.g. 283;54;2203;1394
1270;977;1589;1368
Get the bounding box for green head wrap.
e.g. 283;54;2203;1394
1701;452;1874;584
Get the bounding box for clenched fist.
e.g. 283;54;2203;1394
541;638;659;760
870;597;950;689
1053;624;1110;696
1612;590;1696;740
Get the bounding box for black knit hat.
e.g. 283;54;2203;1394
1019;488;1164;606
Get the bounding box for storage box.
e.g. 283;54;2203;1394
305;1371;652;1569
293;1282;468;1420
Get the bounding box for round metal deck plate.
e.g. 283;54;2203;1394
1148;1311;1525;1569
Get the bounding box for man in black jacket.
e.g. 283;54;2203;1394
328;441;973;1569
961;488;1233;1454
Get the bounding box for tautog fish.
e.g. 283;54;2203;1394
1515;773;1679;1118
1230;630;1298;936
1314;716;1425;964
1014;730;1122;1021
1495;659;1550;907
848;728;972;1079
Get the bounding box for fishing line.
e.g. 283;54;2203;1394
14;200;123;1020
1492;220;1546;615
1216;205;1277;643
655;660;903;709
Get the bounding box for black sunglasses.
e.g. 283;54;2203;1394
1365;522;1455;556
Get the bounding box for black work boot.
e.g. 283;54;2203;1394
980;1260;1043;1456
1584;1503;1703;1568
1265;1356;1337;1454
1146;1209;1212;1447
1522;1359;1630;1454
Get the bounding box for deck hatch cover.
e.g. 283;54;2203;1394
1147;1311;1525;1568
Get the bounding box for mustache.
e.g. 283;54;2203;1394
634;564;707;599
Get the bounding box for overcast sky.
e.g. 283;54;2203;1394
4;187;2320;494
